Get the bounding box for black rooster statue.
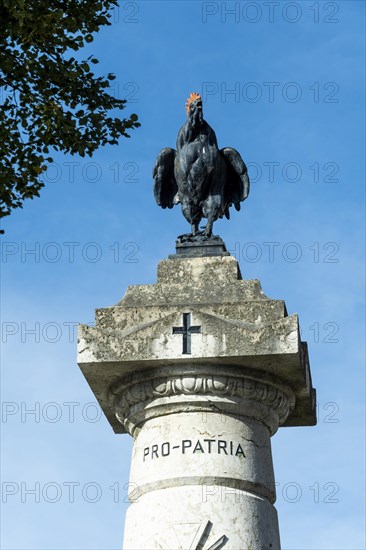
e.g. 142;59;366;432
153;92;250;240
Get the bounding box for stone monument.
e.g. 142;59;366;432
77;95;316;549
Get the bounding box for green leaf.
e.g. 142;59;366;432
0;0;140;228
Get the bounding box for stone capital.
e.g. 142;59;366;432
112;365;296;436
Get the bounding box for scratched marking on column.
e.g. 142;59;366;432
190;521;228;550
147;520;228;548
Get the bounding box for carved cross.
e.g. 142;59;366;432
173;312;201;354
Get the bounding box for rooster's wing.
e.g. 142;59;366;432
153;148;178;209
220;147;250;215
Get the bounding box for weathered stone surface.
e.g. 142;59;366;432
77;254;316;549
124;482;280;549
113;363;293;549
78;256;316;434
123;413;281;549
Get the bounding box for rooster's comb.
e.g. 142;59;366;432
186;92;202;114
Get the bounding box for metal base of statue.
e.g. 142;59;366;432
170;234;229;259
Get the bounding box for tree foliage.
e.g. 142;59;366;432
0;0;140;227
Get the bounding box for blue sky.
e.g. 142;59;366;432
1;1;365;548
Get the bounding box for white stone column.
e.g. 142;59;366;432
77;255;316;550
113;366;295;549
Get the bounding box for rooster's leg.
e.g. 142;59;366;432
205;220;213;238
191;223;199;236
